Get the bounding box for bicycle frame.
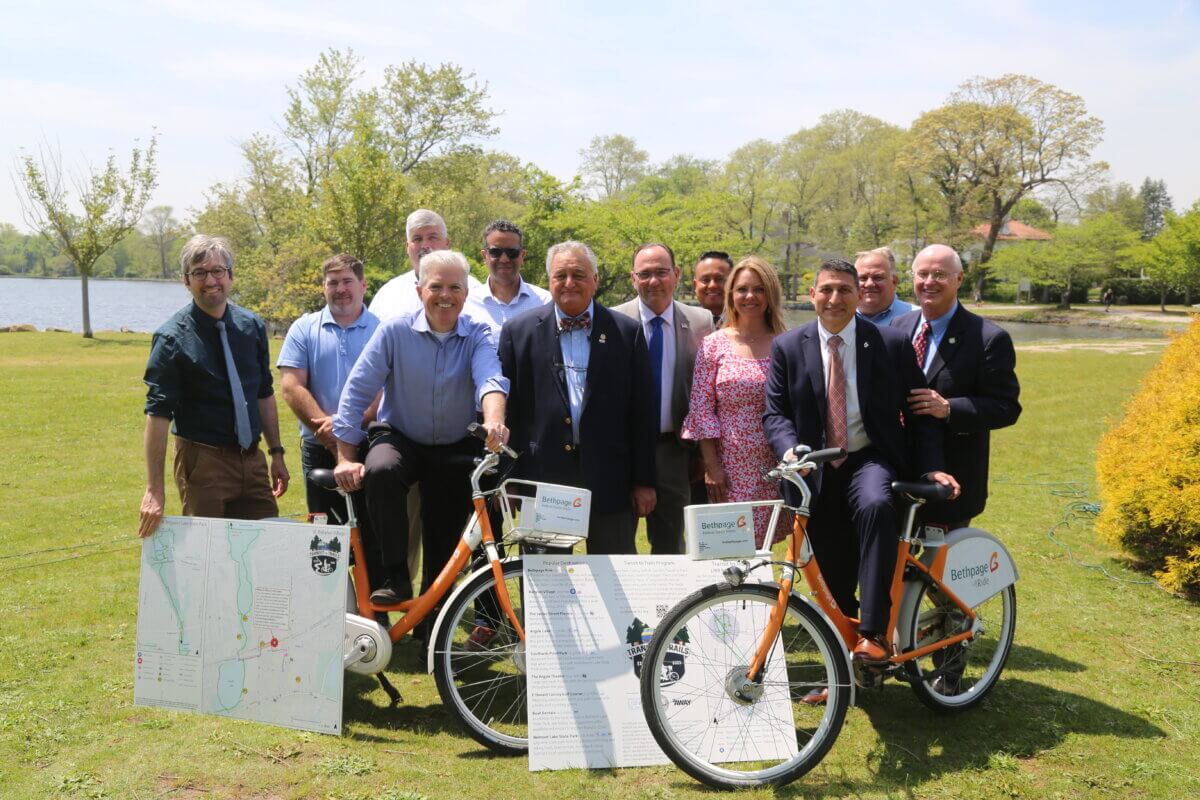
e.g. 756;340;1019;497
745;452;978;682
338;448;524;646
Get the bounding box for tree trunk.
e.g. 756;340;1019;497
1160;287;1167;313
1058;279;1072;310
80;270;93;338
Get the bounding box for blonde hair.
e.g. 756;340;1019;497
724;256;787;335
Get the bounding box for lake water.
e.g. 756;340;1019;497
0;275;1166;341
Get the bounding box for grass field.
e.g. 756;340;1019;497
1;330;1197;800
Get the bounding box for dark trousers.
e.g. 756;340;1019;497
301;439;384;591
806;448;899;635
362;425;477;593
542;449;638;555
645;438;689;554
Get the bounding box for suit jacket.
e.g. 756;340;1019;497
498;302;657;514
613;299;714;437
892;305;1021;520
763;320;944;498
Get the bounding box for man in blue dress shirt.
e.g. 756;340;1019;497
855;247;915;324
464;219;551;334
332;250;510;605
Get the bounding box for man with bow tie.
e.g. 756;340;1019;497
498;240;658;554
892;244;1021;531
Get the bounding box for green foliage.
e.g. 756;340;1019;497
1096;320;1200;596
1138;177;1173;241
1102;276;1187;305
1140;207;1200;308
578;134;649;199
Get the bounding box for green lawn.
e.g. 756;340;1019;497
1;331;1196;799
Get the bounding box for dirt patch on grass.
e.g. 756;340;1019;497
1016;340;1168;355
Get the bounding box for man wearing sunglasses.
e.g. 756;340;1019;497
464;220;551;334
138;235;289;538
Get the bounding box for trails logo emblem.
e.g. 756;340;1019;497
626;618;690;686
309;535;341;576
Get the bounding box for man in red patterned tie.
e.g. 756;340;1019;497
764;259;959;667
892;244;1021;530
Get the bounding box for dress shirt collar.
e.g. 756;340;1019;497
554;301;595;327
817;316;857;351
473;276;532;304
637;298;674;328
412;308;470;337
921;300;959;337
188;301;229;328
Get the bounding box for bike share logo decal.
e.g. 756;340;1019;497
950;551;1001;584
699;514;749;533
989;551;1000;572
626;618;690;686
308;535;341;576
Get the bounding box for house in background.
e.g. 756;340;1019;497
963;220;1053;301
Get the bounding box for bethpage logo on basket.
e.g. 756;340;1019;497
626;618;690;687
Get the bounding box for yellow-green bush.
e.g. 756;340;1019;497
1096;320;1200;597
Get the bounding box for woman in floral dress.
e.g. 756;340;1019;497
682;256;791;548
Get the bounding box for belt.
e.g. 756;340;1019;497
180;437;259;456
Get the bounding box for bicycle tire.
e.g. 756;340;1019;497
903;583;1016;713
640;582;850;789
432;559;528;754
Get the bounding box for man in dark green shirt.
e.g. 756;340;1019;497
138;235;289;537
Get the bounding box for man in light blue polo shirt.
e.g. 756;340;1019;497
333;250;510;605
464;219;551;334
855;247;915;324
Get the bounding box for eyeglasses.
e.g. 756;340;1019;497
913;270;953;283
633;269;674;282
486;247;522;260
188;266;230;281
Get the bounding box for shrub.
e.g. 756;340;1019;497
1095;320;1200;597
1102;277;1187;306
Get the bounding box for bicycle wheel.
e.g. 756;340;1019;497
432;559;527;754
904;583;1016;713
640;583;850;790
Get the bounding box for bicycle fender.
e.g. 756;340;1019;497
758;581;857;708
899;528;1018;642
425;555;523;675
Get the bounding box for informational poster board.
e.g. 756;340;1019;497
523;555;796;771
134;516;348;734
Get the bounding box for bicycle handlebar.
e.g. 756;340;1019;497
467;422;519;459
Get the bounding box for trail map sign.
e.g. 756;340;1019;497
134;516;348;734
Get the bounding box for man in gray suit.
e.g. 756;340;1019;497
615;243;714;553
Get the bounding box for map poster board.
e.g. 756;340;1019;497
523;555;796;771
135;516;349;735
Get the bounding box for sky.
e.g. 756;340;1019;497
2;0;1198;230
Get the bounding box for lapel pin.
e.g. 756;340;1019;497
863;342;870;348
599;333;607;343
948;337;956;344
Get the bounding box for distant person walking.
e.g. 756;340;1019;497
1103;287;1115;312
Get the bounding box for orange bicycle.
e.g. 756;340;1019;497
639;445;1018;789
312;424;571;754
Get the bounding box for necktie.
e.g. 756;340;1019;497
216;320;254;450
913;321;932;371
559;312;592;332
649;316;665;428
826;335;848;468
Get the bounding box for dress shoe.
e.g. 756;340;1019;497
370;580;413;606
799;687;828;706
852;634;889;662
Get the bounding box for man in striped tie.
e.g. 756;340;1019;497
763;259;959;668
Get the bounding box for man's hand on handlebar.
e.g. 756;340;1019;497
480;421;510;453
334;460;365;493
926;470;961;499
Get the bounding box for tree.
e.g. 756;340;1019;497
281;48;363;196
721;139;782;251
908;74;1106;294
1085;181;1142;230
141;205;184;278
578;134;649;199
17;136;157;337
1142;207;1200;309
989;213;1137;308
1138;178;1173;241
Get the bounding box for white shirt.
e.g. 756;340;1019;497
816;318;869;454
464;277;551;335
637;299;676;433
368;270;483;322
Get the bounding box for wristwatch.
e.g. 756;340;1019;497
268;446;286;456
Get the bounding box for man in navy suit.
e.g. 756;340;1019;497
764;259;959;663
892;244;1021;529
498;240;658;554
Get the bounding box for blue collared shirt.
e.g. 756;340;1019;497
555;302;594;444
277;305;380;443
859;295;916;325
914;301;959;374
465;277;552;334
333;310;510;447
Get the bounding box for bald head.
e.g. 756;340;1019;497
911;244;965;319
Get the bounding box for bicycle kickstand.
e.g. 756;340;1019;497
377;673;402;707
